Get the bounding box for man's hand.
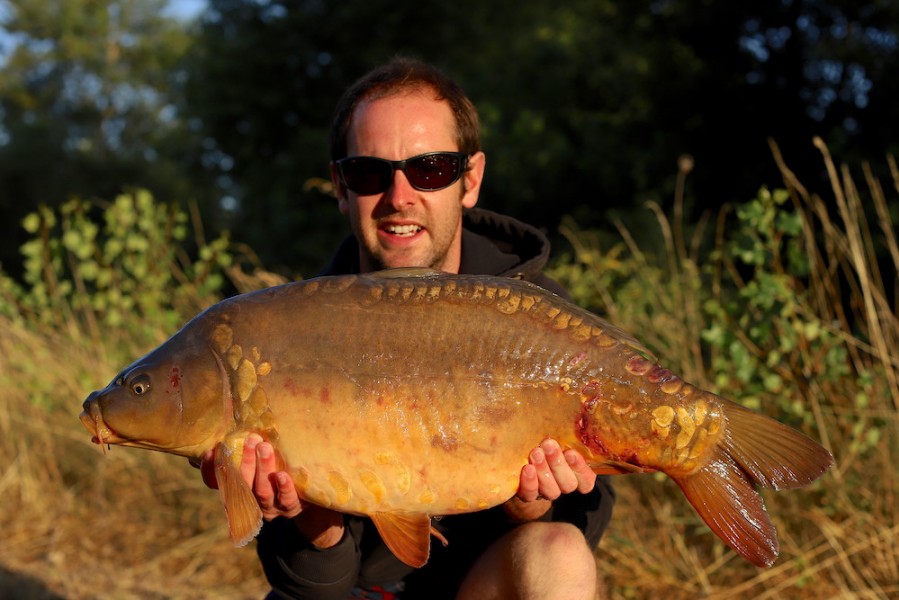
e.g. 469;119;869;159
191;434;344;548
504;439;597;521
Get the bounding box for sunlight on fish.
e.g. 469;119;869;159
79;269;833;569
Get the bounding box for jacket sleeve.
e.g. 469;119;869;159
256;517;360;600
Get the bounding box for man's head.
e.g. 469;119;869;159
329;58;486;274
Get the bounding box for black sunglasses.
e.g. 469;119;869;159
335;151;469;195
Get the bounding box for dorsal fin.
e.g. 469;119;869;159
368;267;444;279
370;511;434;568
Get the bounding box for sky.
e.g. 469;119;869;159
0;0;208;65
163;0;207;21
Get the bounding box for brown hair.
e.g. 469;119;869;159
329;57;481;161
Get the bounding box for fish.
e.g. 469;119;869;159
79;268;833;568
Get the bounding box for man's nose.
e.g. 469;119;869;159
382;169;418;210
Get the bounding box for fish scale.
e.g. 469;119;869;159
80;268;833;569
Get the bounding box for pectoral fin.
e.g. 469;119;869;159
214;441;263;546
370;512;434;568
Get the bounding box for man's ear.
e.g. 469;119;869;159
330;162;350;214
461;151;485;209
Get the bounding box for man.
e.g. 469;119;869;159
200;57;614;599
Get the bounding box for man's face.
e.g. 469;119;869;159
332;90;485;274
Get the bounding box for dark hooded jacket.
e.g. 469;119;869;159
257;208;615;600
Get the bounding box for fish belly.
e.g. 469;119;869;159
218;276;602;517
266;371;580;516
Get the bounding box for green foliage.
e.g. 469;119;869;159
550;221;706;374
700;188;850;425
0;189;232;357
0;0;217;278
548;183;881;451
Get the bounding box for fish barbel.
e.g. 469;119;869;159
79;268;833;568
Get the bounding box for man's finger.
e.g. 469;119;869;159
564;449;598;494
253;440;277;508
271;472;303;518
531;445;562;500
241;433;263;487
516;463;540;502
541;439;578;495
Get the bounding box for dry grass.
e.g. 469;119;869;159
0;312;269;598
1;143;897;598
554;140;899;598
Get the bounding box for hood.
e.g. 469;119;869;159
320;207;557;290
458;207;552;282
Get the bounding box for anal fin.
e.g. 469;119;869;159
214;441;263;546
370;512;433;568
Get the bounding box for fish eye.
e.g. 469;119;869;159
130;374;151;396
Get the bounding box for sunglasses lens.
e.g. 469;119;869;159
339;158;392;195
338;153;467;194
405;154;462;190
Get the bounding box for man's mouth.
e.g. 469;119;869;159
384;224;423;237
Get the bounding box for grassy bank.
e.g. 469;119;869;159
1;144;897;598
547;140;898;598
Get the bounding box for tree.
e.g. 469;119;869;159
183;0;899;277
0;0;213;277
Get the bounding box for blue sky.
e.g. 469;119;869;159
163;0;207;21
0;0;208;64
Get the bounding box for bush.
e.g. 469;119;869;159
547;141;898;597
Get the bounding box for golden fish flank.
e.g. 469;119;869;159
80;269;833;571
418;488;436;506
375;453;411;494
212;323;274;430
328;471;353;505
360;469;387;504
651;405;675;439
211;323;233;354
236;359;257;402
676;407;696;449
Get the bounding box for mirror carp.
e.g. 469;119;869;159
80;268;833;568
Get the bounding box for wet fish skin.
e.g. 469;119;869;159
80;268;833;568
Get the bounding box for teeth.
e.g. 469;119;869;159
386;224;422;237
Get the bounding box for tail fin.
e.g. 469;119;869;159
673;399;833;567
722;401;834;490
675;456;779;567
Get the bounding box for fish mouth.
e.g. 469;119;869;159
79;400;127;448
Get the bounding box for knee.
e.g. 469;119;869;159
458;522;599;600
509;523;598;598
517;522;595;566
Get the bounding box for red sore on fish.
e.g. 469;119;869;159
627;357;677;385
581;380;602;399
282;378;302;396
169;367;181;389
647;365;675;384
576;404;608;455
568;352;588;367
626;356;652;375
